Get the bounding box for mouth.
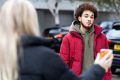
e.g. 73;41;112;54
87;22;91;25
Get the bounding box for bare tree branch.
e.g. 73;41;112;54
81;0;120;15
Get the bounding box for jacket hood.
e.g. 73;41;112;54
21;35;53;47
69;20;103;36
69;21;81;33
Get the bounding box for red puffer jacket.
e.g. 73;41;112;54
60;25;112;80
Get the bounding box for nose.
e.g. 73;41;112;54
88;17;91;21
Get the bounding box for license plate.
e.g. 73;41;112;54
114;44;120;50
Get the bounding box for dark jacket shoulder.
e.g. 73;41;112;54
19;36;77;80
79;64;105;80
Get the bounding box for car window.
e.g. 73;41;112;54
61;27;69;32
49;29;60;34
112;22;120;30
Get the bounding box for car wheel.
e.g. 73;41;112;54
111;68;116;74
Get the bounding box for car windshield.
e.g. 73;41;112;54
49;29;60;34
48;26;69;34
61;26;69;32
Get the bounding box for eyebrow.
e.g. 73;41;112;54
84;14;94;16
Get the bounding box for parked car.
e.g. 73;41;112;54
43;26;69;53
100;20;120;74
100;20;120;34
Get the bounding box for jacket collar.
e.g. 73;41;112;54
69;21;103;38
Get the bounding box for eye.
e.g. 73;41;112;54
85;15;88;18
91;16;94;19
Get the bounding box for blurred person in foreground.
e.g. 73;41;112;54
60;3;111;80
0;0;113;80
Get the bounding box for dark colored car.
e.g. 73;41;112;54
43;26;69;53
100;20;120;74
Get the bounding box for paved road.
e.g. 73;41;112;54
112;75;120;80
112;69;120;80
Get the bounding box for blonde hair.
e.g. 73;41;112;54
0;0;40;36
0;0;40;80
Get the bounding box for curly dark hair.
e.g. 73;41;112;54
74;3;98;20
